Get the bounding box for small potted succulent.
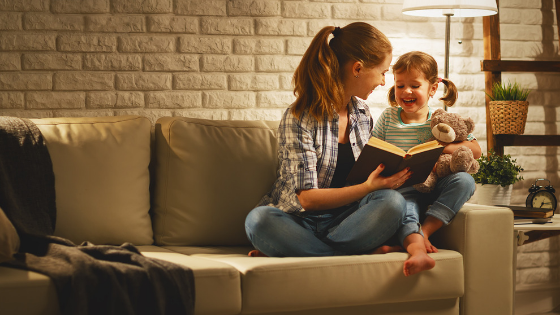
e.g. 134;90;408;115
486;81;531;135
471;150;524;206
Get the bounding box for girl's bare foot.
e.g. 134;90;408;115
371;245;403;255
403;253;435;276
248;250;268;257
424;238;438;253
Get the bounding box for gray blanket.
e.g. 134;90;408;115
0;117;195;315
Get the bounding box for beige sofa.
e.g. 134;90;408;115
0;115;514;315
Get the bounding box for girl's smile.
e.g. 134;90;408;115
394;69;438;122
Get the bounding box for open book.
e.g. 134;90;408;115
346;137;444;187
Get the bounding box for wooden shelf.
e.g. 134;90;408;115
481;60;560;73
493;135;560;155
482;0;560;155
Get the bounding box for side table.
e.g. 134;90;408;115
515;218;560;247
513;218;560;314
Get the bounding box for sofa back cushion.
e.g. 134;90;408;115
31;116;153;246
153;117;278;246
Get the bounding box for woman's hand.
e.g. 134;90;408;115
363;164;412;192
296;165;411;211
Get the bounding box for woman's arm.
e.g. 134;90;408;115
442;139;482;159
297;164;411;211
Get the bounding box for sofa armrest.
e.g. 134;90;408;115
433;203;514;315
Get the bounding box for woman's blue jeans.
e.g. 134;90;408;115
396;172;476;245
245;189;406;257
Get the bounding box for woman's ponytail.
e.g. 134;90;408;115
292;26;343;120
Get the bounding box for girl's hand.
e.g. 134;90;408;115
363;164;412;192
441;140;482;159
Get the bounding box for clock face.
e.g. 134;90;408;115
531;191;556;209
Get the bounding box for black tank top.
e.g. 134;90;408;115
329;142;355;188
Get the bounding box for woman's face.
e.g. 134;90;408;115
354;53;392;100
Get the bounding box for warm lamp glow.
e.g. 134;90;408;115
401;0;497;111
402;0;498;17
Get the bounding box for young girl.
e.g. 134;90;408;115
245;24;435;276
372;51;481;253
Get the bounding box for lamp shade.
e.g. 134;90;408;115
402;0;498;17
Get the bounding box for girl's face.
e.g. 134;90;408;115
355;53;392;100
394;69;438;114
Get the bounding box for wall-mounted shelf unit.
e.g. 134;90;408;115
481;0;560;155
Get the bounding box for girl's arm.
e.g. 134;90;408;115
297;164;411;211
442;139;482;159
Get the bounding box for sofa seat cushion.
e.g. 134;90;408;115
137;246;242;315
31;116;153;246
0;265;59;315
164;246;464;314
0;246;242;315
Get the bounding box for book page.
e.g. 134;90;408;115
367;137;406;157
406;140;443;155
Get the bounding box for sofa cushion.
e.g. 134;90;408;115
0;246;242;315
153;117;279;246
31;116;153;246
165;246;464;314
0;266;59;315
138;246;242;315
0;207;19;263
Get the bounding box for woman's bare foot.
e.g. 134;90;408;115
248;250;268;257
371;245;403;255
424;238;438;253
403;253;435;276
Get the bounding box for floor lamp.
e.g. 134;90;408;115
402;0;498;110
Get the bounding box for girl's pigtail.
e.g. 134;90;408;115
440;78;458;107
387;86;398;107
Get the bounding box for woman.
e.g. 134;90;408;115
245;22;434;276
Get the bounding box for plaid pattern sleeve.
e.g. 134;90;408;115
284;110;320;191
257;97;373;213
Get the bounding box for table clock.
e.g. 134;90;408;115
526;178;557;211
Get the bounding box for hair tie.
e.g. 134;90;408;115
332;26;341;37
438;77;443;83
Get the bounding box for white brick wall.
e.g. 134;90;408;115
0;0;559;306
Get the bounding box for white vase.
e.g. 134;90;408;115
474;183;513;206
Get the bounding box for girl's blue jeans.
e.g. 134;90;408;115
396;172;476;245
245;189;406;257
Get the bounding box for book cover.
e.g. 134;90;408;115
346;137;444;186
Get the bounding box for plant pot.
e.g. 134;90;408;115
488;100;529;135
474;183;513;206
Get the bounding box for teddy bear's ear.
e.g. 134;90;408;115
464;117;475;133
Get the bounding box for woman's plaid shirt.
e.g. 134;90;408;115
258;97;374;213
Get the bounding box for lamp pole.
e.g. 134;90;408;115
444;13;453;111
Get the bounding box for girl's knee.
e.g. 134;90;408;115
448;172;475;193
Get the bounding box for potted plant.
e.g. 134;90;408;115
486;80;531;135
471;150;524;206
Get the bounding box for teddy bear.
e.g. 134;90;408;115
413;108;480;193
